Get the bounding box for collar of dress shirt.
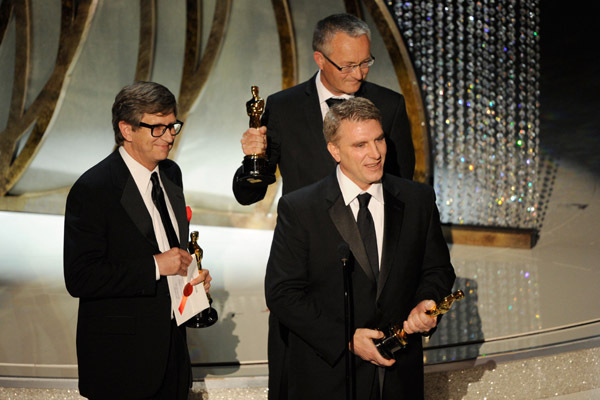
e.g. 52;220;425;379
118;146;159;196
335;164;384;207
315;71;354;109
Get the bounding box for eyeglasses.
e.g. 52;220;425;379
322;53;375;74
138;120;184;137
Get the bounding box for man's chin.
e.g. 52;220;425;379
154;151;170;162
344;83;362;94
373;171;384;182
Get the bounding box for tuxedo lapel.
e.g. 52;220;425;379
303;75;326;149
377;186;405;299
109;153;159;249
325;175;376;283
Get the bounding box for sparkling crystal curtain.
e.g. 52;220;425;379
390;0;540;228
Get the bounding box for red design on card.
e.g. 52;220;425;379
178;283;193;314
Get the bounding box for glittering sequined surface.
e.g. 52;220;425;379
1;347;598;399
390;0;540;229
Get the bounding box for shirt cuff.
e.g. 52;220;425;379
153;256;160;280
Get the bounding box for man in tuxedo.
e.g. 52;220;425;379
233;13;415;205
64;81;211;399
265;98;455;399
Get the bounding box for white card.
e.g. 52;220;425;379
167;253;210;326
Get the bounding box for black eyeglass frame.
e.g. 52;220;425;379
321;53;375;74
138;120;184;137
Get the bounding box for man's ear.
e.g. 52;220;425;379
327;141;340;163
119;121;133;142
314;51;325;70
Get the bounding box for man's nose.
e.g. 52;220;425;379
350;65;366;80
367;142;381;159
162;128;176;142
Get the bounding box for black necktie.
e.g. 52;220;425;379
326;97;346;108
150;172;179;249
357;193;379;280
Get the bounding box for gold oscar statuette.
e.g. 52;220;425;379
185;231;218;328
374;290;465;358
238;85;276;185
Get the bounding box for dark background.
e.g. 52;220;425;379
540;3;600;176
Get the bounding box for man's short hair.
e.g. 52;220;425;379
312;13;371;55
111;81;177;146
323;97;382;144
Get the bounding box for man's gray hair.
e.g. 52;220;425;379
312;13;371;55
323;97;382;144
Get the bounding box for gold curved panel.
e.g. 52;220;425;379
248;0;298;217
181;0;203;78
172;0;232;157
0;0;98;196
343;0;363;19
362;0;430;183
0;0;30;181
135;0;157;82
271;0;297;90
5;0;30;126
0;0;14;44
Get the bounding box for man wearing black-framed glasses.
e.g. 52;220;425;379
138;120;184;138
321;52;376;75
64;81;212;399
233;13;415;207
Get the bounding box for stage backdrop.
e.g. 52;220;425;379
0;0;540;380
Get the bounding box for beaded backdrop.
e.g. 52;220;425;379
388;0;540;229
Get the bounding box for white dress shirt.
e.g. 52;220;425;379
336;165;384;269
119;146;180;280
315;70;354;120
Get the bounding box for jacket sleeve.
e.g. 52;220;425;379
63;178;157;299
391;95;415;180
413;188;455;305
232;95;280;205
265;196;346;366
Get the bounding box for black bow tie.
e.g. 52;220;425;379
326;97;346;108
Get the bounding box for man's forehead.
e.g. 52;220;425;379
330;31;369;42
141;112;176;122
327;32;370;53
337;118;382;137
339;117;380;127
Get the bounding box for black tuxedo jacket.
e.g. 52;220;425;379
64;150;189;399
233;74;415;204
265;173;455;400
